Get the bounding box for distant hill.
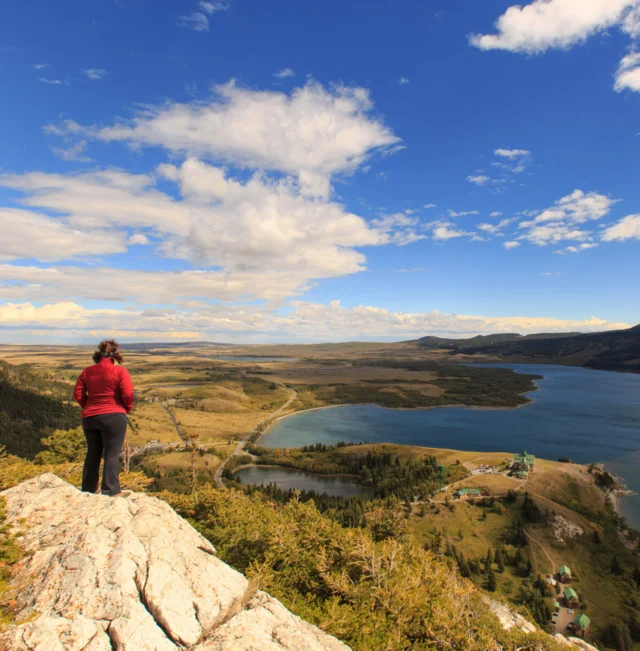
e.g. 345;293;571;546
119;341;234;351
412;325;640;373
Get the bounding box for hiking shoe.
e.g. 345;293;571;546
113;490;132;498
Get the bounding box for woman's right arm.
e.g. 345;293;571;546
73;372;87;408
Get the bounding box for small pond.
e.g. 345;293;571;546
234;465;372;498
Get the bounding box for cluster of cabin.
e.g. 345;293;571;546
510;450;535;479
453;488;482;500
548;564;591;638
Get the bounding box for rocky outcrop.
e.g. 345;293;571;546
0;474;349;651
485;599;599;651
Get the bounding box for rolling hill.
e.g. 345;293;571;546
412;324;640;373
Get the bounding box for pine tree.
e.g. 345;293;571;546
486;567;498;592
495;547;505;573
485;548;494;569
611;555;623;575
525;559;533;576
633;566;640;587
457;553;470;578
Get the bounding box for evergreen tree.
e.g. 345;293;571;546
485;548;494;569
486;567;497;592
633;566;640;587
457;553;471;578
526;559;533;576
611;555;623;575
495;547;505;573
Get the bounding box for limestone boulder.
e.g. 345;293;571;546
1;474;350;651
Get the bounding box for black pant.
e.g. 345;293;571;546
82;413;128;496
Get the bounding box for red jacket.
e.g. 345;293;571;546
74;358;135;418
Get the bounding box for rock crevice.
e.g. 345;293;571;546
1;474;349;651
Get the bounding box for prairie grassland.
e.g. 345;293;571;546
253;361;440;385
127;403;180;447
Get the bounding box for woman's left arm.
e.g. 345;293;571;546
119;367;135;413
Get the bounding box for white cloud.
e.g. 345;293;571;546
504;241;520;249
517;189;618;245
38;77;64;85
494;148;531;159
274;68;295;79
471;1;640;93
424;203;437;209
0;160;420;296
50;140;91;163
490;211;503;217
128;233;150;246
198;1;230;14
82;68;107;80
601;214;640;240
32;63;50;70
0;208;126;261
393;267;425;273
615;51;640;91
0;299;628;343
478;219;513;235
177;12;210;31
469;0;637;53
398;77;410;85
467;175;491;186
55;80;401;199
431;221;472;240
448;209;479;217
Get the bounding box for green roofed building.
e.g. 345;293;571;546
564;587;579;608
454;488;482;500
571;614;591;637
512;451;535;472
559;564;572;583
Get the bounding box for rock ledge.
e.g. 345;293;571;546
1;474;349;651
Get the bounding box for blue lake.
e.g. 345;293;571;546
234;465;372;498
260;365;640;528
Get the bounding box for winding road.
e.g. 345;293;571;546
214;387;297;488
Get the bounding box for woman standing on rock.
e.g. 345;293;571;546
74;339;134;497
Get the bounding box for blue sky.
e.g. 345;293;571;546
0;0;639;343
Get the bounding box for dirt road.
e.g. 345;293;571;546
214;388;297;488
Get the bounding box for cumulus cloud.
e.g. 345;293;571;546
398;77;410;85
0;299;628;343
470;0;640;93
431;221;473;241
615;51;640;91
467;175;491;186
274;68;295;79
0;159;420;295
601;214;640;240
490;211;503;218
504;241;520;249
199;1;230;13
517;189;618;245
32;63;50;70
0;208;126;261
469;0;636;53
82;68;107;80
494;148;531;159
52;81;401;199
448;209;479;217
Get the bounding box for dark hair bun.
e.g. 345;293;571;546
92;339;124;364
